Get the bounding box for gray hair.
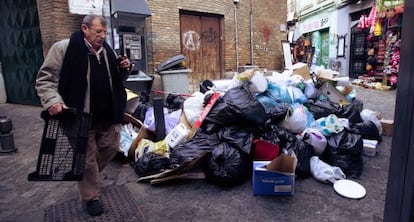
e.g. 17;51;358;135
82;14;107;27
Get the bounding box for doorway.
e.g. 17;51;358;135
0;0;43;105
180;11;223;91
349;24;369;79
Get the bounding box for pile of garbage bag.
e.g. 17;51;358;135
122;68;383;186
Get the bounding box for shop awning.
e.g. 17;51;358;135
111;0;151;17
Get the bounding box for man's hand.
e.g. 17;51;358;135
117;55;131;70
48;102;66;116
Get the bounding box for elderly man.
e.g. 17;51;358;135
36;14;131;216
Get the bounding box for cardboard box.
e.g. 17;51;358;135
363;139;378;157
252;153;297;195
290;63;311;80
316;69;337;83
380;119;394;136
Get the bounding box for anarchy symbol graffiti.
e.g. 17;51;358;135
182;31;201;51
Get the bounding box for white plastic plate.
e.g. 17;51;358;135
333;179;367;199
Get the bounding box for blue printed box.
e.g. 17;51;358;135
252;153;297;195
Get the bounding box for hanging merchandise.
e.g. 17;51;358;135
367;4;377;34
394;5;404;14
386;8;395;20
357;15;368;31
373;20;382;37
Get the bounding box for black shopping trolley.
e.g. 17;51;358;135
28;109;92;181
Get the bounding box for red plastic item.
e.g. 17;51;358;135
253;139;280;161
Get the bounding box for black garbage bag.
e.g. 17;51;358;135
323;130;363;179
165;93;185;111
258;124;296;149
349;120;382;142
205;81;267;127
170;126;253;164
131;91;152;122
304;99;340;120
285;140;314;178
170;126;254;186
170;131;221;165
266;103;292;124
336;99;363;123
134;152;171;177
217;126;253;155
132;103;151;122
204;144;251;187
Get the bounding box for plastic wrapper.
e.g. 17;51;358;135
297;128;327;156
143;107;182;135
310;114;344;136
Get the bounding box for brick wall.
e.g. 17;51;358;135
36;0;286;73
147;0;287;74
37;0;83;57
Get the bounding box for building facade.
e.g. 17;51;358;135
287;0;404;86
0;0;287;105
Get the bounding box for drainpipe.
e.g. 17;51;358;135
250;0;254;65
234;2;239;72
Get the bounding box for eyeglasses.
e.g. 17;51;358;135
88;27;107;36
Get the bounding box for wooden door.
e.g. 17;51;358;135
180;13;222;92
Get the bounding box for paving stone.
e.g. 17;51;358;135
0;86;396;222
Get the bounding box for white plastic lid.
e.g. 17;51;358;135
333;179;367;199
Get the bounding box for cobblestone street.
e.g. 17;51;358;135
0;85;396;222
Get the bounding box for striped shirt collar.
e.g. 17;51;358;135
84;38;103;62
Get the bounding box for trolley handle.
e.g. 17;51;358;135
40;108;78;121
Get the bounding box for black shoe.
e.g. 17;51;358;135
86;199;103;216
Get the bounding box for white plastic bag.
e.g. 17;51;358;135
280;103;308;133
297;128;327;156
143;107;182;135
310;156;346;183
249;71;268;93
310;114;344;136
360;109;383;135
183;92;205;126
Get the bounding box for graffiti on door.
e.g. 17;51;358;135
182;30;201;51
201;27;219;43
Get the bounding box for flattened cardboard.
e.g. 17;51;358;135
290;63;311;80
319;82;349;105
316;69;337;82
380;119;394;136
137;152;209;184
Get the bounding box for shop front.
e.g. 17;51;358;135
352;0;404;89
297;13;335;73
